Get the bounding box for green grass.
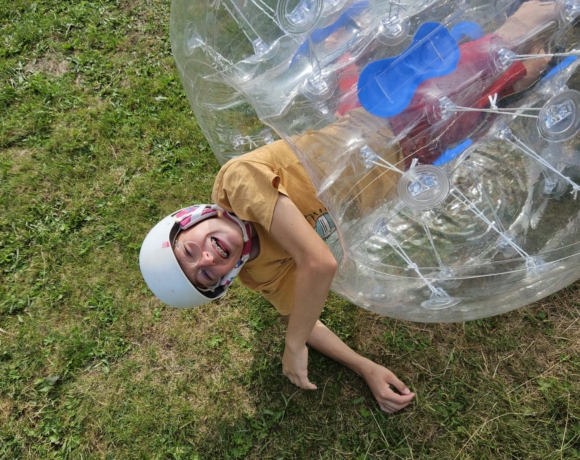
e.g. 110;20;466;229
1;0;580;458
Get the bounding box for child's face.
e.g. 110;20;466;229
174;213;244;288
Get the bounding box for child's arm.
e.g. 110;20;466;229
496;0;556;93
495;0;556;46
269;193;338;390
270;193;415;413
284;316;416;413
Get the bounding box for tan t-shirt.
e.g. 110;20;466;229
212;140;332;315
212;108;402;315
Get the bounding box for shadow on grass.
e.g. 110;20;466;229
49;281;580;459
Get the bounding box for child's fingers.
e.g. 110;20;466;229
387;373;412;395
296;376;317;390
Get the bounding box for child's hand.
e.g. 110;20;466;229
517;0;555;16
502;0;556;40
282;343;317;390
361;362;415;413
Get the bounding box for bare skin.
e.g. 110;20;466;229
270;194;338;391
496;0;557;46
271;194;414;412
496;0;556;92
283;316;415;413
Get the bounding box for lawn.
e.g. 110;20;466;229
1;0;579;458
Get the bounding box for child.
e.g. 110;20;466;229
141;141;416;413
140;0;558;413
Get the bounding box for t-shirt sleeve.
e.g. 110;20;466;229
212;156;288;230
260;273;296;316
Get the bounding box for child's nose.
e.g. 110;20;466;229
199;250;215;267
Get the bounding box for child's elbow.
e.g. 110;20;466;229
314;251;338;277
326;256;338;276
296;245;338;277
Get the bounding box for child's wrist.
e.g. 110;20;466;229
284;336;306;352
356;357;377;377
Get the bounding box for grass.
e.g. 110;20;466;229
1;0;580;458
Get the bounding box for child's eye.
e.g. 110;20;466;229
199;268;220;286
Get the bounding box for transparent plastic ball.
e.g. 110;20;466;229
170;0;580;322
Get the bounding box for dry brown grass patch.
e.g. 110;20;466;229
2;148;34;172
0;396;15;425
24;55;69;77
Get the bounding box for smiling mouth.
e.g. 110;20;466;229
211;237;229;259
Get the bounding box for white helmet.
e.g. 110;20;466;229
139;204;252;308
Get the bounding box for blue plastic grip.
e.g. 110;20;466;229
542;55;578;80
358;22;461;118
291;1;369;65
450;21;483;42
433;139;472;166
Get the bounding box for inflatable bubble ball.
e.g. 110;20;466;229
170;0;580;322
